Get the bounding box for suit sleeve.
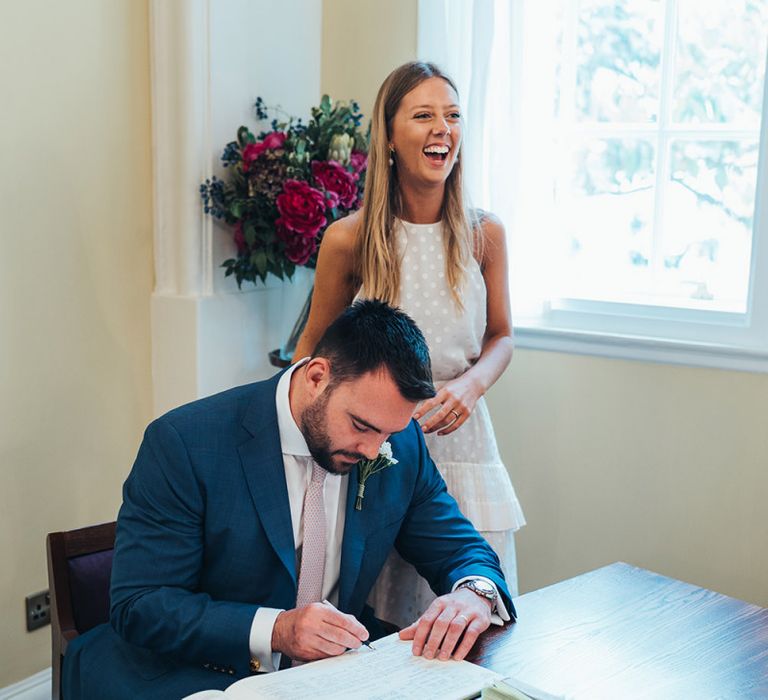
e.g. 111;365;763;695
109;417;258;673
393;421;516;619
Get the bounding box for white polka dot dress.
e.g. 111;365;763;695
363;219;526;628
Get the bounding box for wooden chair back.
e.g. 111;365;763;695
46;521;116;700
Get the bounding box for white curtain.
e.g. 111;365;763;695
418;0;557;318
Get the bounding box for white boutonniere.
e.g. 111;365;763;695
355;441;399;511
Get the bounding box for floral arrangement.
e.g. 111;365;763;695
200;96;368;286
355;442;399;511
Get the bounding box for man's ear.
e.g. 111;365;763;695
303;357;332;397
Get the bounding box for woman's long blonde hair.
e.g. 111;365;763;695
357;61;480;309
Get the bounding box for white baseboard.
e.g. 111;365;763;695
0;668;51;700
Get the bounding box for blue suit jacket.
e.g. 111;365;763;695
63;371;513;699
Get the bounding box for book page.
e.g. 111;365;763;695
223;633;502;700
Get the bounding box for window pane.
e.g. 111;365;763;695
576;0;663;122
660;140;759;311
673;0;768;126
558;139;656;301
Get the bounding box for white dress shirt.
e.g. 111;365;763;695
248;361;347;672
247;360;509;672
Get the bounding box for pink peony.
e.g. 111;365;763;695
275;179;327;239
242;131;287;170
350;150;368;176
262;131;287;150
276;224;318;265
241;142;265;165
324;190;340;210
311;160;359;209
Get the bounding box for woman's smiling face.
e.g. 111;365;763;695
389;76;462;190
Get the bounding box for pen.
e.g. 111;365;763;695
321;599;376;650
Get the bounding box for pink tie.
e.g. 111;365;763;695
295;462;327;608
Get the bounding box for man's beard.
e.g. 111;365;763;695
300;389;366;475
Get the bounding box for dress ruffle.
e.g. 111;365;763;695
421;393;526;532
437;461;526;532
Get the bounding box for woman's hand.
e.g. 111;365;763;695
413;372;485;436
413;215;513;437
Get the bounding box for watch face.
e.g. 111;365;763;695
470;579;495;595
464;579;496;600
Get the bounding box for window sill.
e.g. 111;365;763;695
514;324;768;373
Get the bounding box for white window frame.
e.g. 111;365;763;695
419;0;768;373
515;2;768;373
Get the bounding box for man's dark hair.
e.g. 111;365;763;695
311;300;436;401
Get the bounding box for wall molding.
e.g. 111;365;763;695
146;0;321;415
149;0;212;297
0;668;51;700
516;325;768;373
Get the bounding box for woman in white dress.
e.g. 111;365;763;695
293;61;525;628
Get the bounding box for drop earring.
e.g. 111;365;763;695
389;146;395;166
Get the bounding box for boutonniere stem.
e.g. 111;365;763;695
355;442;398;511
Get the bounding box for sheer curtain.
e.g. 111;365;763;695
418;1;768;371
418;0;556;318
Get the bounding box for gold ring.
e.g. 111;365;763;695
455;614;469;625
449;409;461;420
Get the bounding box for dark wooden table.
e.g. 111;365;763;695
468;562;768;699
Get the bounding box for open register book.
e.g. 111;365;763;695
183;633;503;700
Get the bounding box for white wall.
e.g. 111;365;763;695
206;0;320;389
0;0;154;686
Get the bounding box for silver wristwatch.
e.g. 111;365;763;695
457;578;498;605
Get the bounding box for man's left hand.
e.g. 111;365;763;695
398;587;492;661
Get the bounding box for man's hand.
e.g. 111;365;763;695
398;587;492;661
271;602;369;662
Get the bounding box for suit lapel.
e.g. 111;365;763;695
338;465;382;611
238;374;297;587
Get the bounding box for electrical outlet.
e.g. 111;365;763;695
26;590;50;631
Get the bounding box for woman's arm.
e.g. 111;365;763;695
469;215;515;390
415;216;514;435
292;215;360;362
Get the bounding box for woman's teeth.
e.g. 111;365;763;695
423;145;449;161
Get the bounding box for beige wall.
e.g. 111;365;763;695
0;0;154;686
323;0;768;608
322;0;418;117
487;351;768;606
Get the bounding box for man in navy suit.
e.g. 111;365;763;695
63;300;513;699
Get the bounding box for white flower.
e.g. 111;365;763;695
355;441;399;511
379;441;397;464
327;133;353;165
